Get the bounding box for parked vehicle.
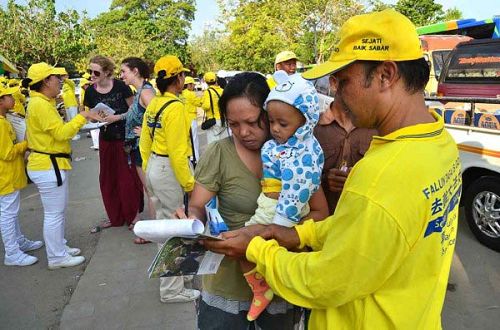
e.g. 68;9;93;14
437;39;500;98
419;35;473;95
427;96;500;251
193;77;204;91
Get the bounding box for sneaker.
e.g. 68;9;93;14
65;246;81;256
4;253;38;266
19;239;44;252
160;289;200;303
48;255;85;270
72;134;81;141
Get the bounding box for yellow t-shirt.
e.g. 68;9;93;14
0;115;27;195
12;90;26;116
62;79;78;108
201;85;223;120
26;91;87;171
139;92;194;192
247;112;461;329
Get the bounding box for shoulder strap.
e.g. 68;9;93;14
151;99;180;138
207;88;215;117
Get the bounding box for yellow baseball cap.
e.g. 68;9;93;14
26;62;67;85
275;51;297;66
184;76;195;85
154;55;190;78
203;72;216;83
303;9;423;79
0;85;19;98
8;79;19;87
82;72;91;80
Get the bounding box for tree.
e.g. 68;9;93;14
188;29;228;74
394;0;444;26
443;7;463;21
0;0;94;72
90;0;196;65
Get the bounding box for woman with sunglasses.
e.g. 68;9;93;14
139;55;197;303
83;55;143;232
23;62;103;269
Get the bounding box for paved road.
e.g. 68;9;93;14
1;132;499;329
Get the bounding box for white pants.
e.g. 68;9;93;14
191;119;200;162
145;154;187;299
206;120;230;145
90;129;100;149
28;170;70;263
0;190;26;259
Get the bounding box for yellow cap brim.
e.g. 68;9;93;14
0;86;19;97
302;59;356;80
52;67;67;75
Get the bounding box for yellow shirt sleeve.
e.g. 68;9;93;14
0;121;27;161
162;102;194;192
139;99;155;171
201;90;211;113
38;110;86;142
246;191;410;310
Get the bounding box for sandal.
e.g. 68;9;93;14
134;237;151;245
128;220;139;231
90;221;112;234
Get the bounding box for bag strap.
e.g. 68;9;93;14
207;87;220;118
151;100;180;138
189;128;197;168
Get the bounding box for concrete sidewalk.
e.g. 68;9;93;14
59;227;197;329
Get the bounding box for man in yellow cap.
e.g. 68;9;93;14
200;71;227;144
61;72;81;140
203;9;461;329
267;50;298;88
181;76;202;162
7;79;26;117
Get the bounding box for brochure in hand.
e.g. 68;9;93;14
134;219;226;278
90;102;115;116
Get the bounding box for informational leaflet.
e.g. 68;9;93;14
6;113;26;142
90;102;115;116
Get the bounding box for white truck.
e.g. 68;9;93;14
427;97;500;251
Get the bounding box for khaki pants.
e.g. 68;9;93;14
206;120;230;145
145;154;187;300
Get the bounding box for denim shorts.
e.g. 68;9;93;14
198;299;303;330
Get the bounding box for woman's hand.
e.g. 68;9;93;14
173;207;195;220
80;111;104;123
202;228;254;259
327;168;351;193
133;126;142;137
104;114;122;124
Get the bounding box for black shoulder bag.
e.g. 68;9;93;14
201;87;220;130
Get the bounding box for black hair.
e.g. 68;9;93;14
219;72;270;128
122;57;151;79
360;58;430;94
217;76;227;89
21;78;44;91
156;70;179;94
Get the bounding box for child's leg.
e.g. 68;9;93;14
240;259;274;321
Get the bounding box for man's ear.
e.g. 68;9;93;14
379;61;399;90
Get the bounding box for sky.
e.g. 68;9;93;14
0;0;497;37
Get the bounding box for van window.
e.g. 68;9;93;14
432;50;451;79
444;43;500;84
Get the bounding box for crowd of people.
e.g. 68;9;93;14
0;9;461;329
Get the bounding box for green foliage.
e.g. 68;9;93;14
90;0;196;66
443;7;463;22
394;0;443;26
0;0;94;72
188;29;228;74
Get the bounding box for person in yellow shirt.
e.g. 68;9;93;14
139;55;198;303
22;62;102;270
8;79;27;117
267;51;298;89
203;10;461;329
79;73;92;106
181;76;202;162
200;71;227;144
0;85;44;267
61;74;81;140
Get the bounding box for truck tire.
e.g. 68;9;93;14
464;176;500;252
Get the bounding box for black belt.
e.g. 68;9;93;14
152;151;169;157
31;150;72;186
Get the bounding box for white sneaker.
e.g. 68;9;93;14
19;239;44;252
65;246;81;256
160;289;200;303
72;134;81;141
48;255;85;270
4;253;38;266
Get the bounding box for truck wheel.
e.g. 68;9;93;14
464;176;500;252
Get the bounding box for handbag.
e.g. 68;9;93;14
201;88;220;130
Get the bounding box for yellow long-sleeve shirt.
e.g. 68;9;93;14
201;86;223;120
12;90;26;116
26;91;87;171
62;79;78;108
247;112;461;329
181;89;202;123
0;115;28;195
139;92;194;192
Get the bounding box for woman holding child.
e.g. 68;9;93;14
177;72;328;329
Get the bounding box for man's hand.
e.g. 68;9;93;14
202;228;254;259
327;168;351;192
260;225;301;250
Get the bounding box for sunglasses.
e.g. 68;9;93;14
87;69;102;77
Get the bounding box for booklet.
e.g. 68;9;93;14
6;113;26;142
81;122;107;130
90;102;115;116
134;219;226;278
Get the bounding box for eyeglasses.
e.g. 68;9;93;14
87;69;101;77
49;74;63;81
